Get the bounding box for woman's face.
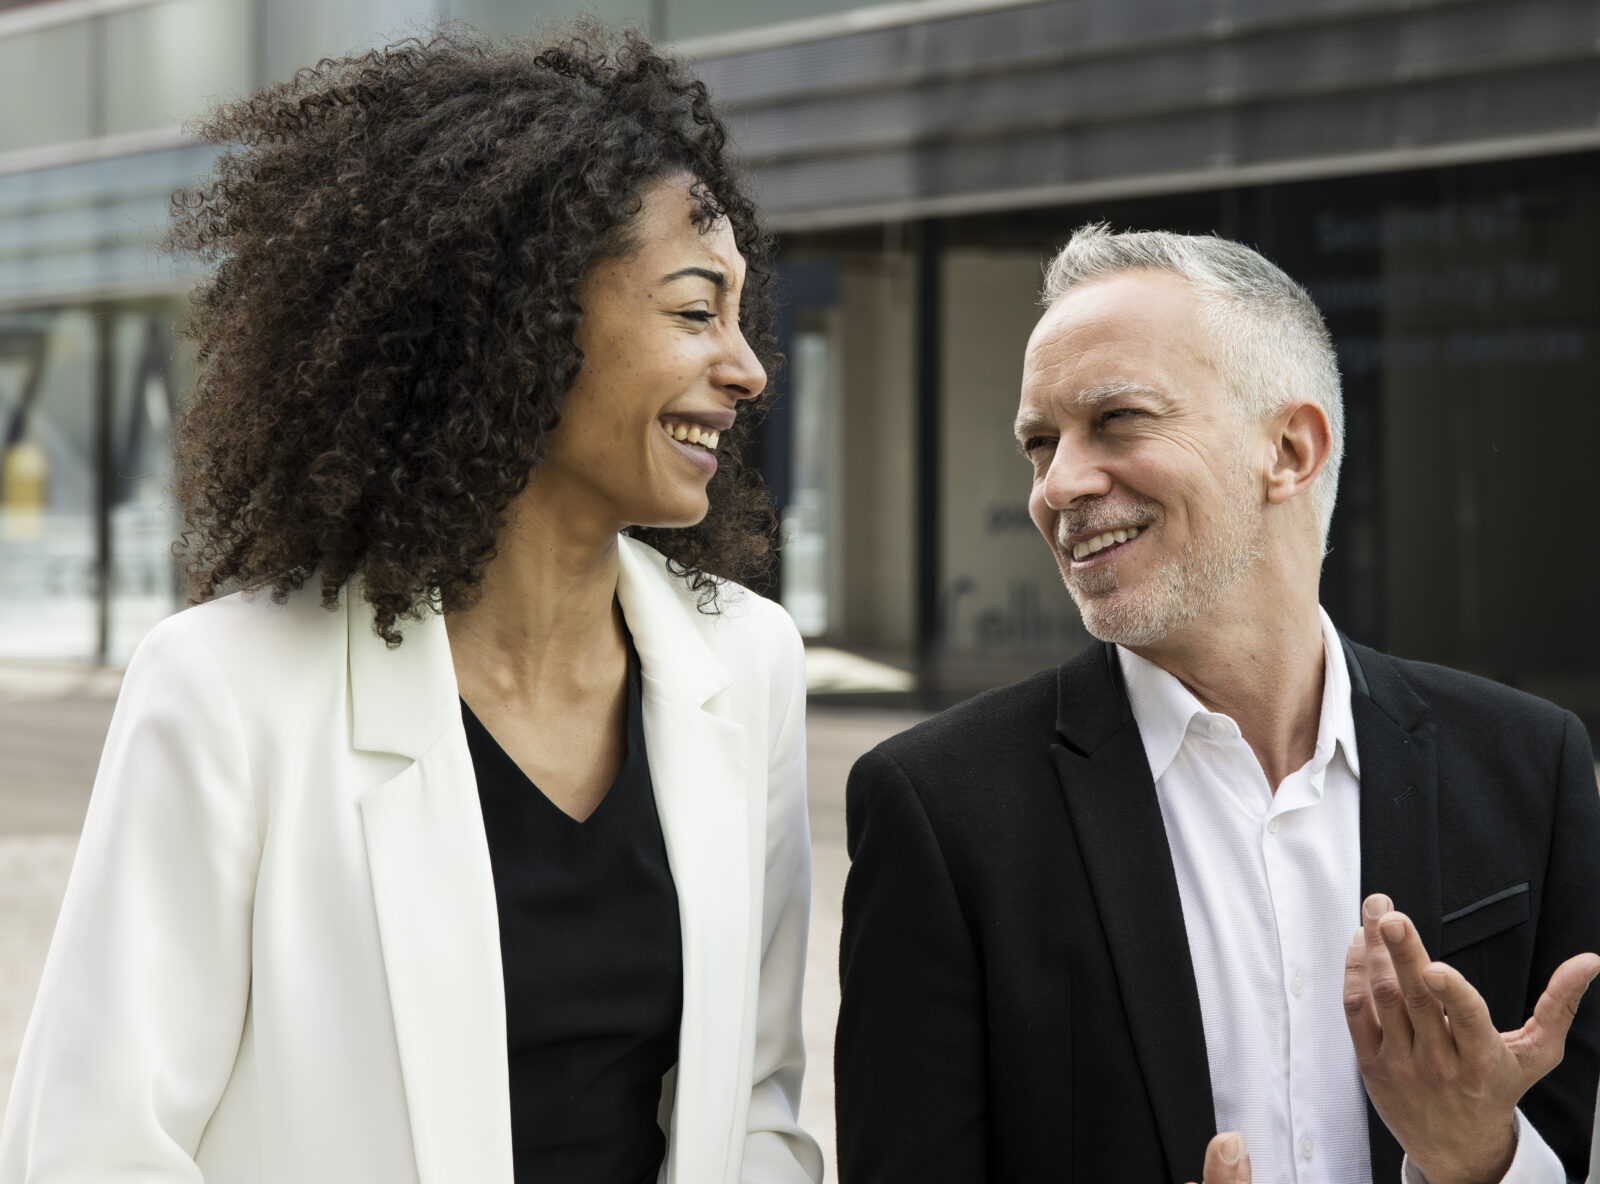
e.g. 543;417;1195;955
535;175;766;533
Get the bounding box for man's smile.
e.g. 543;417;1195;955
1068;525;1143;565
1057;522;1147;570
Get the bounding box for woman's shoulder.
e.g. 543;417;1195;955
125;584;351;705
617;535;805;711
619;535;799;648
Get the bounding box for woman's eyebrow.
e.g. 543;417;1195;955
659;266;727;289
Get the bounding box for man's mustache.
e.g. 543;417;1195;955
1053;502;1159;548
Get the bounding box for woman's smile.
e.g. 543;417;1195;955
657;409;735;475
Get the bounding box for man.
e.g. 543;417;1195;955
835;226;1600;1184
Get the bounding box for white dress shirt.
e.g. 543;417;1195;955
1117;607;1561;1184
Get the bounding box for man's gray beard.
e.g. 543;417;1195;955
1058;466;1265;648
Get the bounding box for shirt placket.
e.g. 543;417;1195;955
1265;765;1326;1181
1197;716;1294;1176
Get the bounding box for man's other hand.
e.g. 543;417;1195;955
1187;1132;1250;1184
1343;892;1600;1184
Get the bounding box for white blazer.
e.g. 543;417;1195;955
0;536;823;1184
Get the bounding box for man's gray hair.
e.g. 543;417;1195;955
1041;223;1344;548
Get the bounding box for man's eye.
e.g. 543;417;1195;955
679;310;715;323
1101;407;1142;423
1023;436;1056;455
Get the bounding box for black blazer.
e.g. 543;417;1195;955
836;638;1600;1183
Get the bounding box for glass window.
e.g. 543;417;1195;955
779;316;840;637
0;302;187;664
259;0;422;88
106;307;187;663
938;246;1091;675
103;0;253;138
829;248;916;653
665;0;897;42
447;0;649;37
0;308;98;661
0;22;92;154
766;245;917;659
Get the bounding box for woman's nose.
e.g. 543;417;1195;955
717;328;767;401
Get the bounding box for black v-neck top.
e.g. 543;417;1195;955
461;632;684;1184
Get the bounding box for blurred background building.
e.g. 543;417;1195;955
1;0;1597;731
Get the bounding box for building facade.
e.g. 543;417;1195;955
692;0;1600;722
1;0;1596;732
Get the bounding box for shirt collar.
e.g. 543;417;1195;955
1116;641;1207;785
1115;606;1360;786
1312;605;1361;780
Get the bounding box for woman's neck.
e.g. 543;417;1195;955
444;491;626;698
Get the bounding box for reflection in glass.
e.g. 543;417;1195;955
0;305;186;664
0;310;97;661
780;324;838;638
107;314;184;663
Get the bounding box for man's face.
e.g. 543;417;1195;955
1016;270;1265;648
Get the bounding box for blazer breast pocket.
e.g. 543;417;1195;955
1439;881;1531;955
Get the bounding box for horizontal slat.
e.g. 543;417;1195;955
694;0;1520;105
699;0;1600;223
728;2;1597;162
0;194;171;259
696;0;1214;105
0;241;196;307
0;141;216;214
0;141;217;307
743;57;1600;215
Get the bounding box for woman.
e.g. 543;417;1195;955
0;28;822;1184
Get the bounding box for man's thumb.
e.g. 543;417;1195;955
1197;1132;1251;1184
1519;952;1600;1082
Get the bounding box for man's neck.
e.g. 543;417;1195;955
1127;590;1327;792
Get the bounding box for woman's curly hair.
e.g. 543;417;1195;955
168;24;778;644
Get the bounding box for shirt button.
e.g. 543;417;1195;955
1208;718;1228;738
1290;974;1304;996
1300;1136;1315;1159
1267;817;1281;834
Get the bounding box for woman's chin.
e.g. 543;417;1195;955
629;490;711;532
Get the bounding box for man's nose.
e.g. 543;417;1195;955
1041;442;1112;509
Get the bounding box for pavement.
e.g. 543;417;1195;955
0;661;924;1181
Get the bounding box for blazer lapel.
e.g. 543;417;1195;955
1052;643;1215;1184
617;538;752;1184
349;599;513;1184
1345;636;1439;1183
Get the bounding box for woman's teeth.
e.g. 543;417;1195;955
660;419;720;451
1072;526;1141;561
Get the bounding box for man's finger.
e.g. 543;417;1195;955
1344;927;1382;1062
1363;893;1413;1051
1378;910;1450;1056
1418;958;1496;1066
1507;952;1600;1084
1192;1132;1251;1184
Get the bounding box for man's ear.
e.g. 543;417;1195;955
1265;399;1333;506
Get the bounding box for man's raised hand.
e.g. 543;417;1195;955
1343;892;1600;1184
